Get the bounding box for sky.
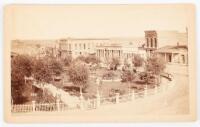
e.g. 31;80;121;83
9;4;189;39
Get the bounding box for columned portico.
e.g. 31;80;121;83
96;45;123;63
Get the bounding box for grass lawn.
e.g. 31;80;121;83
52;68;159;99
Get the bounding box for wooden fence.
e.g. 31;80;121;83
12;79;174;113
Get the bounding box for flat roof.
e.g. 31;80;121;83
155;45;188;53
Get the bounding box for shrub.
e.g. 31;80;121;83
121;70;135;82
102;71;115;80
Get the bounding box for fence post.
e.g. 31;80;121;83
131;90;135;101
154;85;158;94
80;95;84;110
116;93;120;104
144;85;148;97
32;101;35;112
96;92;100;108
56;99;60;112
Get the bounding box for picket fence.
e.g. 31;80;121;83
12;79;174;113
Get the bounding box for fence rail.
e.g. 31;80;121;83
12;79;175;113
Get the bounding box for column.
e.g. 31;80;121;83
97;49;99;57
186;53;188;65
112;50;114;57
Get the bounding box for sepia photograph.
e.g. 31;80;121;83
4;4;196;122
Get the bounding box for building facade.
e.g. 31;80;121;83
58;38;110;59
144;30;188;57
96;40;146;64
155;45;188;75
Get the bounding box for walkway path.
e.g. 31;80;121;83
33;82;80;105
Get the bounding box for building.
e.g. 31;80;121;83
144;30;188;57
96;43;123;63
155;44;188;75
96;38;146;64
11;39;59;58
155;44;188;64
58;38;110;59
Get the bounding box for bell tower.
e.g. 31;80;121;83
144;30;158;57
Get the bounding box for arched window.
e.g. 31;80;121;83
151;38;153;47
154;38;157;48
146;38;149;47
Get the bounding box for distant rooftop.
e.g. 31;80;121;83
155;45;188;53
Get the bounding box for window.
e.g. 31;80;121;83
84;43;86;50
151;38;153;47
69;44;71;50
154;38;157;48
75;43;77;50
79;43;81;49
146;38;149;47
181;55;185;64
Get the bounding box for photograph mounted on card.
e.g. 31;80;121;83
4;4;196;123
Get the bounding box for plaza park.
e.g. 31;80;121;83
11;53;172;112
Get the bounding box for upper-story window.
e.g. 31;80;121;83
75;43;77;50
79;43;81;50
154;38;157;48
69;44;71;50
151;38;153;47
146;38;149;47
84;43;86;50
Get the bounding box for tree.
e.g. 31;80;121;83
85;55;100;64
63;55;72;66
146;55;166;84
121;70;136;93
132;54;144;68
32;58;52;83
49;58;63;76
11;55;33;104
68;60;89;96
102;71;115;80
121;70;135;82
110;57;120;70
75;55;86;62
146;55;166;75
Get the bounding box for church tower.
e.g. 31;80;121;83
144;30;158;57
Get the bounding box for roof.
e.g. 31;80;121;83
96;43;122;48
155;45;188;54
